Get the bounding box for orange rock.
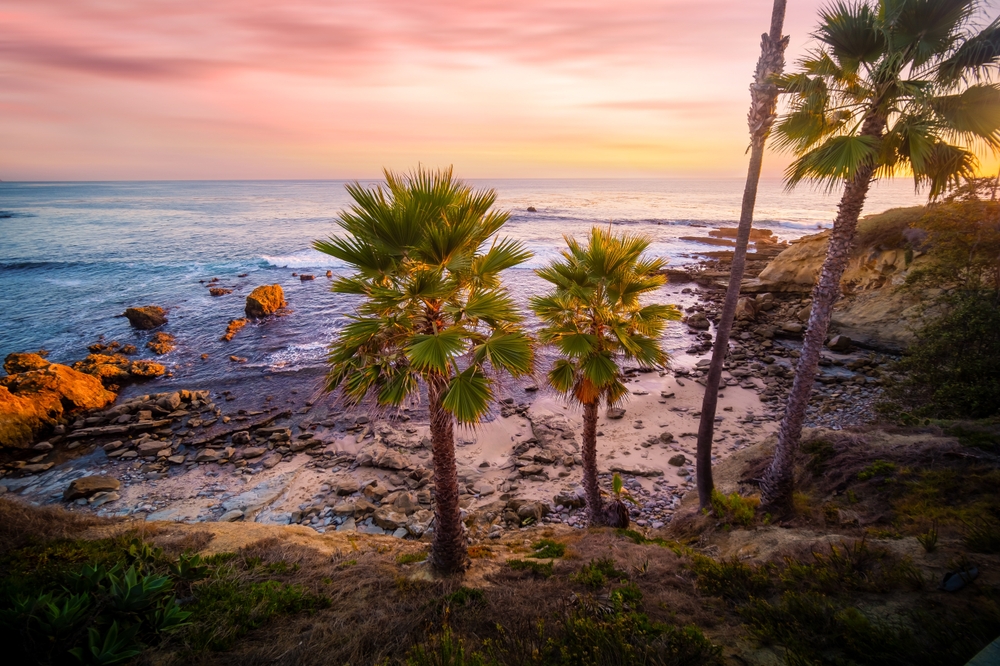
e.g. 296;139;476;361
0;359;116;449
3;352;51;375
221;318;248;341
245;285;286;318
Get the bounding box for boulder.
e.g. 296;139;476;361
245;285;286;318
377;450;409;470
72;354;166;385
735;297;759;322
686;312;711;330
335;479;359;495
232;431;251;445
406;509;434;536
553;489;585;509
606;408;626;420
219;509;244;522
668;454;686;466
64;475;120;501
373;506;407;531
827;334;852;352
124;306;167;330
609;463;663;477
1;360;116;448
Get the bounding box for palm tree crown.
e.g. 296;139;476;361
531;227;679;404
315;167;534;419
775;0;1000;197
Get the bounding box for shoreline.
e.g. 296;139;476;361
1;228;893;539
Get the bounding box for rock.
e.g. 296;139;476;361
232;431;251;445
735;296;759;321
659;432;674;443
242;446;266;459
393;491;420;513
209;287;233;296
124;306;167;330
245;285;286;318
221;318;248;342
333;501;356;515
553;489;585;508
146;332;176;355
195;449;224;463
219;509;244;522
373;507;407;531
518;464;544;477
23;463;54;473
403;510;433;536
299;274;315;281
608;463;663;477
781;321;804;335
336;517;356;532
668;454;686;466
606;408;626;420
3;352;50;375
64;475;120;501
354;498;377;516
137;441;164;456
72;354;165;385
1;359;116;448
377;450;409;470
260;452;282;468
157;391;182;411
474;482;496;496
515;501;550;522
335;479;359;495
827;335;852;352
32;441;53;451
90;491;119;507
527;206;537;212
686;312;711;330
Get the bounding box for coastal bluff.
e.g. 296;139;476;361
742;207;937;351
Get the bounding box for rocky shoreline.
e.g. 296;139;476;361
0;230;903;541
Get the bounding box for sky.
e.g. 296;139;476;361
2;0;998;180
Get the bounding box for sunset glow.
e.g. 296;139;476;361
3;0;998;181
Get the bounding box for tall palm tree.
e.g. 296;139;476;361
695;0;789;509
761;0;1000;509
314;167;534;573
531;228;680;526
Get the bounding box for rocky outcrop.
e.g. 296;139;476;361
72;354;166;387
146;332;176;355
0;354;116;449
245;285;286;318
124;306;167;330
221;318;247;342
742;223;935;351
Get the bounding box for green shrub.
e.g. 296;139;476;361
397;551;429;565
527;539;566;559
408;625;490;666
571;558;627;589
878;291;1000;419
507;559;554;578
709;490;758;527
691;556;772;601
858;460;897;481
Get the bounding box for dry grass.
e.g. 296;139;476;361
0;496;107;554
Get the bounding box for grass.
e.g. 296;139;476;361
854;206;925;250
858;460;897;481
507;559;554;578
397;550;430;565
527;539;566;559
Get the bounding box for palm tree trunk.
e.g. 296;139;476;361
582;400;604;526
696;0;788;509
760;116;884;508
427;376;467;574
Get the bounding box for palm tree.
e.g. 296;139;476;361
531;227;680;526
314;167;534;573
761;0;1000;509
695;0;789;509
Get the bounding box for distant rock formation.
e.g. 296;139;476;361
245;285;286;318
124;306;167;329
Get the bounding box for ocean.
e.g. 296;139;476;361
0;178;925;403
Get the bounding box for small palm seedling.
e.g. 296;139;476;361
604;473;639;528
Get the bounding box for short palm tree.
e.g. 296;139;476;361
314;167;534;573
531;227;680;526
761;0;1000;509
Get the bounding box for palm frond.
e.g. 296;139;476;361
442;367;492;424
